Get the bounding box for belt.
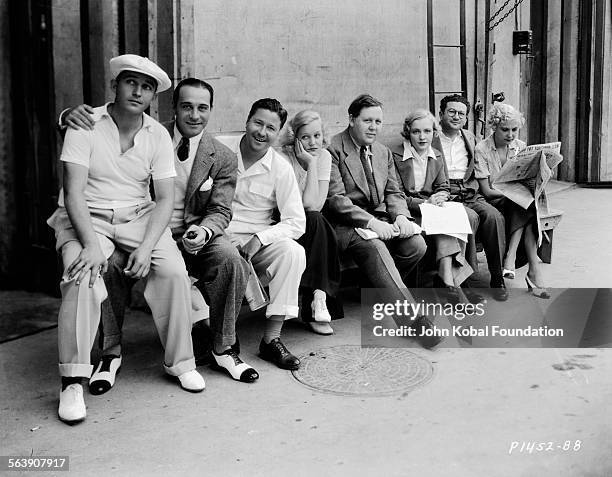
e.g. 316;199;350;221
449;179;464;185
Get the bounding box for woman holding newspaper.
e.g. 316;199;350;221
281;110;343;335
391;109;475;303
474;103;549;298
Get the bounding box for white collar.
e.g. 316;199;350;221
402;140;436;162
172;124;204;149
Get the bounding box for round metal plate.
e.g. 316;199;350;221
292;345;434;396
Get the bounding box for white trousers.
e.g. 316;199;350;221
229;234;305;319
48;204;195;378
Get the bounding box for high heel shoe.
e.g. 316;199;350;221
311;298;332;322
525;274;550;299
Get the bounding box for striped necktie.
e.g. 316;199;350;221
360;146;379;206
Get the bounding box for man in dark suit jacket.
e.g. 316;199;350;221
432;94;507;301
62;78;259;389
326;94;441;349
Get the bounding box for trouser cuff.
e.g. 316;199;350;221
58;363;93;378
266;305;299;319
163;358;196;377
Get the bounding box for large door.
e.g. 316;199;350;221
9;0;60;294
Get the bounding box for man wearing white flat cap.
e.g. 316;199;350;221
47;54;205;424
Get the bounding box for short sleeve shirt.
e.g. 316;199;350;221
474;135;526;181
282;147;332;193
58;103;176;209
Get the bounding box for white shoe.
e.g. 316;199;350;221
311;298;332;322
58;384;86;423
177;370;205;392
308;321;334;335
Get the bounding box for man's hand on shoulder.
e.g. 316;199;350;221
62;104;95;131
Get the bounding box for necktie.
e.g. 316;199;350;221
177;136;189;162
360;146;379;206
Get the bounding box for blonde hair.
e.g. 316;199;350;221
280;109;327;147
487;103;525;130
401;109;439;140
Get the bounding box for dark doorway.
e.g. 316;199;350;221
9;0;60;294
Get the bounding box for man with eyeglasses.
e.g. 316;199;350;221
432;94;507;301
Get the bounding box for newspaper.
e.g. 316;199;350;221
418;202;472;242
492;142;563;246
355;223;422;240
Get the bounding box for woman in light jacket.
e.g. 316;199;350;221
391;109;476;302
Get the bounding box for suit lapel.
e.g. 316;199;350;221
185;132;215;204
461;130;476;180
341;130;370;198
370;146;385;204
394;156;415;192
423;156;438;189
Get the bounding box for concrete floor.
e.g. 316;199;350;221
1;182;611;477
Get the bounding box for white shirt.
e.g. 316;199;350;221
438;131;469;179
169;126;204;229
217;135;305;246
58;103;175;208
402;141;436;192
282;148;332;193
349;133;373;169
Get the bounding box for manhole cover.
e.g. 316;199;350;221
292;345;434;396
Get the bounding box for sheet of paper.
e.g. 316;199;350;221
418;202;472;241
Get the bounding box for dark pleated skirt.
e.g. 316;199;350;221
489;197;543;269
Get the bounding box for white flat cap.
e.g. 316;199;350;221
109;54;171;92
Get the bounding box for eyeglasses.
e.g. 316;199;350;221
446;109;466;118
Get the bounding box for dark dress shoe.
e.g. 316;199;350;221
490;278;509;302
410;316;444;349
259;338;300;370
460;283;486;304
432;275;461;304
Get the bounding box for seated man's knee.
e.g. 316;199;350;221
413;234;427;259
278;239;306;268
465;207;480;232
155;256;189;281
395;234;427;259
480;203;504;227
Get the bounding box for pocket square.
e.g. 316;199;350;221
199;177;214;192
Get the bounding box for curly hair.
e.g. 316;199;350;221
440;94;470;115
401;109;439;140
487;103;525;130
